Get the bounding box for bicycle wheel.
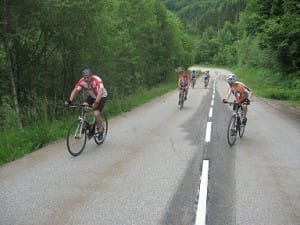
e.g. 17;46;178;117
238;117;246;137
66;120;87;156
227;115;237;146
179;91;184;110
94;113;108;145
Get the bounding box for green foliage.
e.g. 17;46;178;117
0;119;68;166
0;0;193;126
164;0;299;93
233;65;300;102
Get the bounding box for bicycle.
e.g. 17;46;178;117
178;87;187;110
66;103;108;156
223;100;247;146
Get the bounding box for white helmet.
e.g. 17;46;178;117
226;74;237;83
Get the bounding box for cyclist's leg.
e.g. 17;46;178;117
185;87;188;99
241;104;248;124
94;97;107;132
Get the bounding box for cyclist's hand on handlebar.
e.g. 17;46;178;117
65;100;73;106
222;99;228;103
92;101;99;109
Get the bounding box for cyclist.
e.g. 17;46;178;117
178;68;191;102
222;74;252;125
191;70;196;79
65;68;108;135
204;70;210;83
191;70;197;87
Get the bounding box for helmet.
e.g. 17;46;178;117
82;68;93;77
226;74;237;83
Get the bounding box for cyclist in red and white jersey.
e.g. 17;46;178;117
66;68;107;133
178;68;191;101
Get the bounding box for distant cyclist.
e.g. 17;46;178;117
204;70;210;82
65;68;108;134
191;70;197;88
178;68;191;101
223;74;252;124
191;70;196;79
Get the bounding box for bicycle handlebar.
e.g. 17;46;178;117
66;103;92;109
222;100;249;106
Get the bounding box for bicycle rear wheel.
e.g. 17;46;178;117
66;120;87;156
179;91;184;110
238;118;245;137
227;115;237;146
94;113;108;145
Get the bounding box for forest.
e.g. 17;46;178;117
0;0;299;163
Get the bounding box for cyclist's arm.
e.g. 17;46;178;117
224;87;232;101
177;76;182;88
95;88;103;103
69;88;80;102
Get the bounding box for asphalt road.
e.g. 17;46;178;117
0;67;299;225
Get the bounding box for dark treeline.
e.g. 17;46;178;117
162;0;299;95
0;0;195;129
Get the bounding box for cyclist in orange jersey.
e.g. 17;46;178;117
223;74;252;124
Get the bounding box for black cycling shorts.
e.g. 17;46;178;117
86;96;107;112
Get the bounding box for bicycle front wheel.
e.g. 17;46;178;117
94;113;108;145
66;120;87;156
227;115;237;146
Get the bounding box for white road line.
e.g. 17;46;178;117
195;160;210;225
211;100;214;106
205;122;212;142
209;107;213;118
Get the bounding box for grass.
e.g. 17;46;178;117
233;65;300;103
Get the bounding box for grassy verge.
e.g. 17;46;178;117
0;78;177;166
232;65;300;104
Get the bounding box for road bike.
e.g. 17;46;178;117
178;87;188;110
223;100;247;146
66;103;108;156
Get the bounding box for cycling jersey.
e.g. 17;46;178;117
178;74;191;87
191;71;196;78
75;75;108;98
227;82;251;103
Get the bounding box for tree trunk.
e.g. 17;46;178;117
1;0;24;130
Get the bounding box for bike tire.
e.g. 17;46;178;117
238;118;246;138
94;113;108;145
204;80;208;88
66;120;87;156
227;115;237;146
179;91;184;110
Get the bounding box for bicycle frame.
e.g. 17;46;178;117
66;103;108;156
